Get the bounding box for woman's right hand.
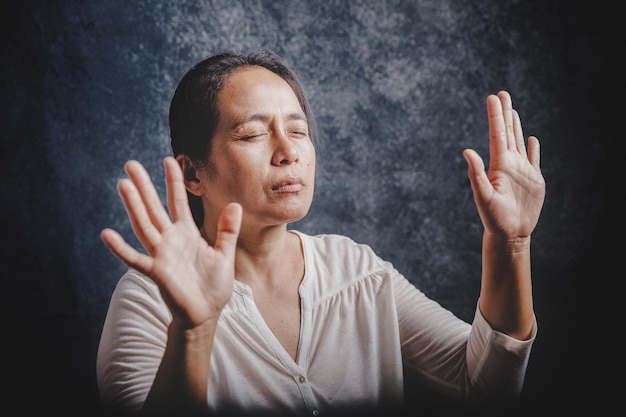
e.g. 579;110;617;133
101;156;242;328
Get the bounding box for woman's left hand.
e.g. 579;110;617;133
463;91;546;240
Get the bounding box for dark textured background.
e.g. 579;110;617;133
1;0;619;415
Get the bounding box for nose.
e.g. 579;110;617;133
271;131;299;166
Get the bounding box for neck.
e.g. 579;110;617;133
201;222;303;289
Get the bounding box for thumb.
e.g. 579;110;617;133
463;148;490;198
214;202;242;259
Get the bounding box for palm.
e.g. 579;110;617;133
464;91;546;239
148;220;234;325
101;157;242;327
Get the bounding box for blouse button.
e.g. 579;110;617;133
312;410;319;416
298;375;306;383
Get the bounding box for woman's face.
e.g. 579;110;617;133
197;66;316;233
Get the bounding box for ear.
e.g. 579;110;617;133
176;154;204;197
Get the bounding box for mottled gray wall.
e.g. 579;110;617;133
2;0;617;414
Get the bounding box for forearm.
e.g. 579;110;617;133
478;231;535;341
142;318;217;415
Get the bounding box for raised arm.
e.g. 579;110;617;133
462;91;545;340
100;156;242;412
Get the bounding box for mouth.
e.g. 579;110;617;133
271;177;305;192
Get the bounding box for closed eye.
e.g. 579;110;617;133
238;132;267;141
288;130;308;138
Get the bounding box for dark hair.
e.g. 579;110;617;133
169;49;317;227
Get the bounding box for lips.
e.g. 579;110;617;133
271;176;305;192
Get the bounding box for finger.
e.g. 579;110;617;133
101;228;154;275
497;91;516;151
164;156;194;223
117;178;162;251
512;110;527;156
214;202;243;261
463;148;493;204
487;94;507;158
124;160;172;232
527;136;541;169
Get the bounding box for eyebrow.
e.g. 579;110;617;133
229;112;306;131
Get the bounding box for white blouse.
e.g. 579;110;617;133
97;231;536;416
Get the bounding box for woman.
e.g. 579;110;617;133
97;49;545;416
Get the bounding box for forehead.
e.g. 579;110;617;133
217;66;301;112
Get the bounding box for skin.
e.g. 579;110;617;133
101;65;545;411
101;67;317;412
464;92;544;340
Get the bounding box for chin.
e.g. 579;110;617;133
275;204;311;225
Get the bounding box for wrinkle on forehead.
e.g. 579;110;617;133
217;66;305;128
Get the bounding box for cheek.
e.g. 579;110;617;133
217;151;256;176
301;142;316;163
309;149;317;172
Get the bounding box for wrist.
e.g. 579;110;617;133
483;231;531;255
168;316;219;344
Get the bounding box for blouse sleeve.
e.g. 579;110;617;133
96;269;172;413
389;261;536;402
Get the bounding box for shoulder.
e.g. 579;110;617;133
294;231;390;280
113;268;160;296
297;231;377;258
109;268;168;314
102;268;172;337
